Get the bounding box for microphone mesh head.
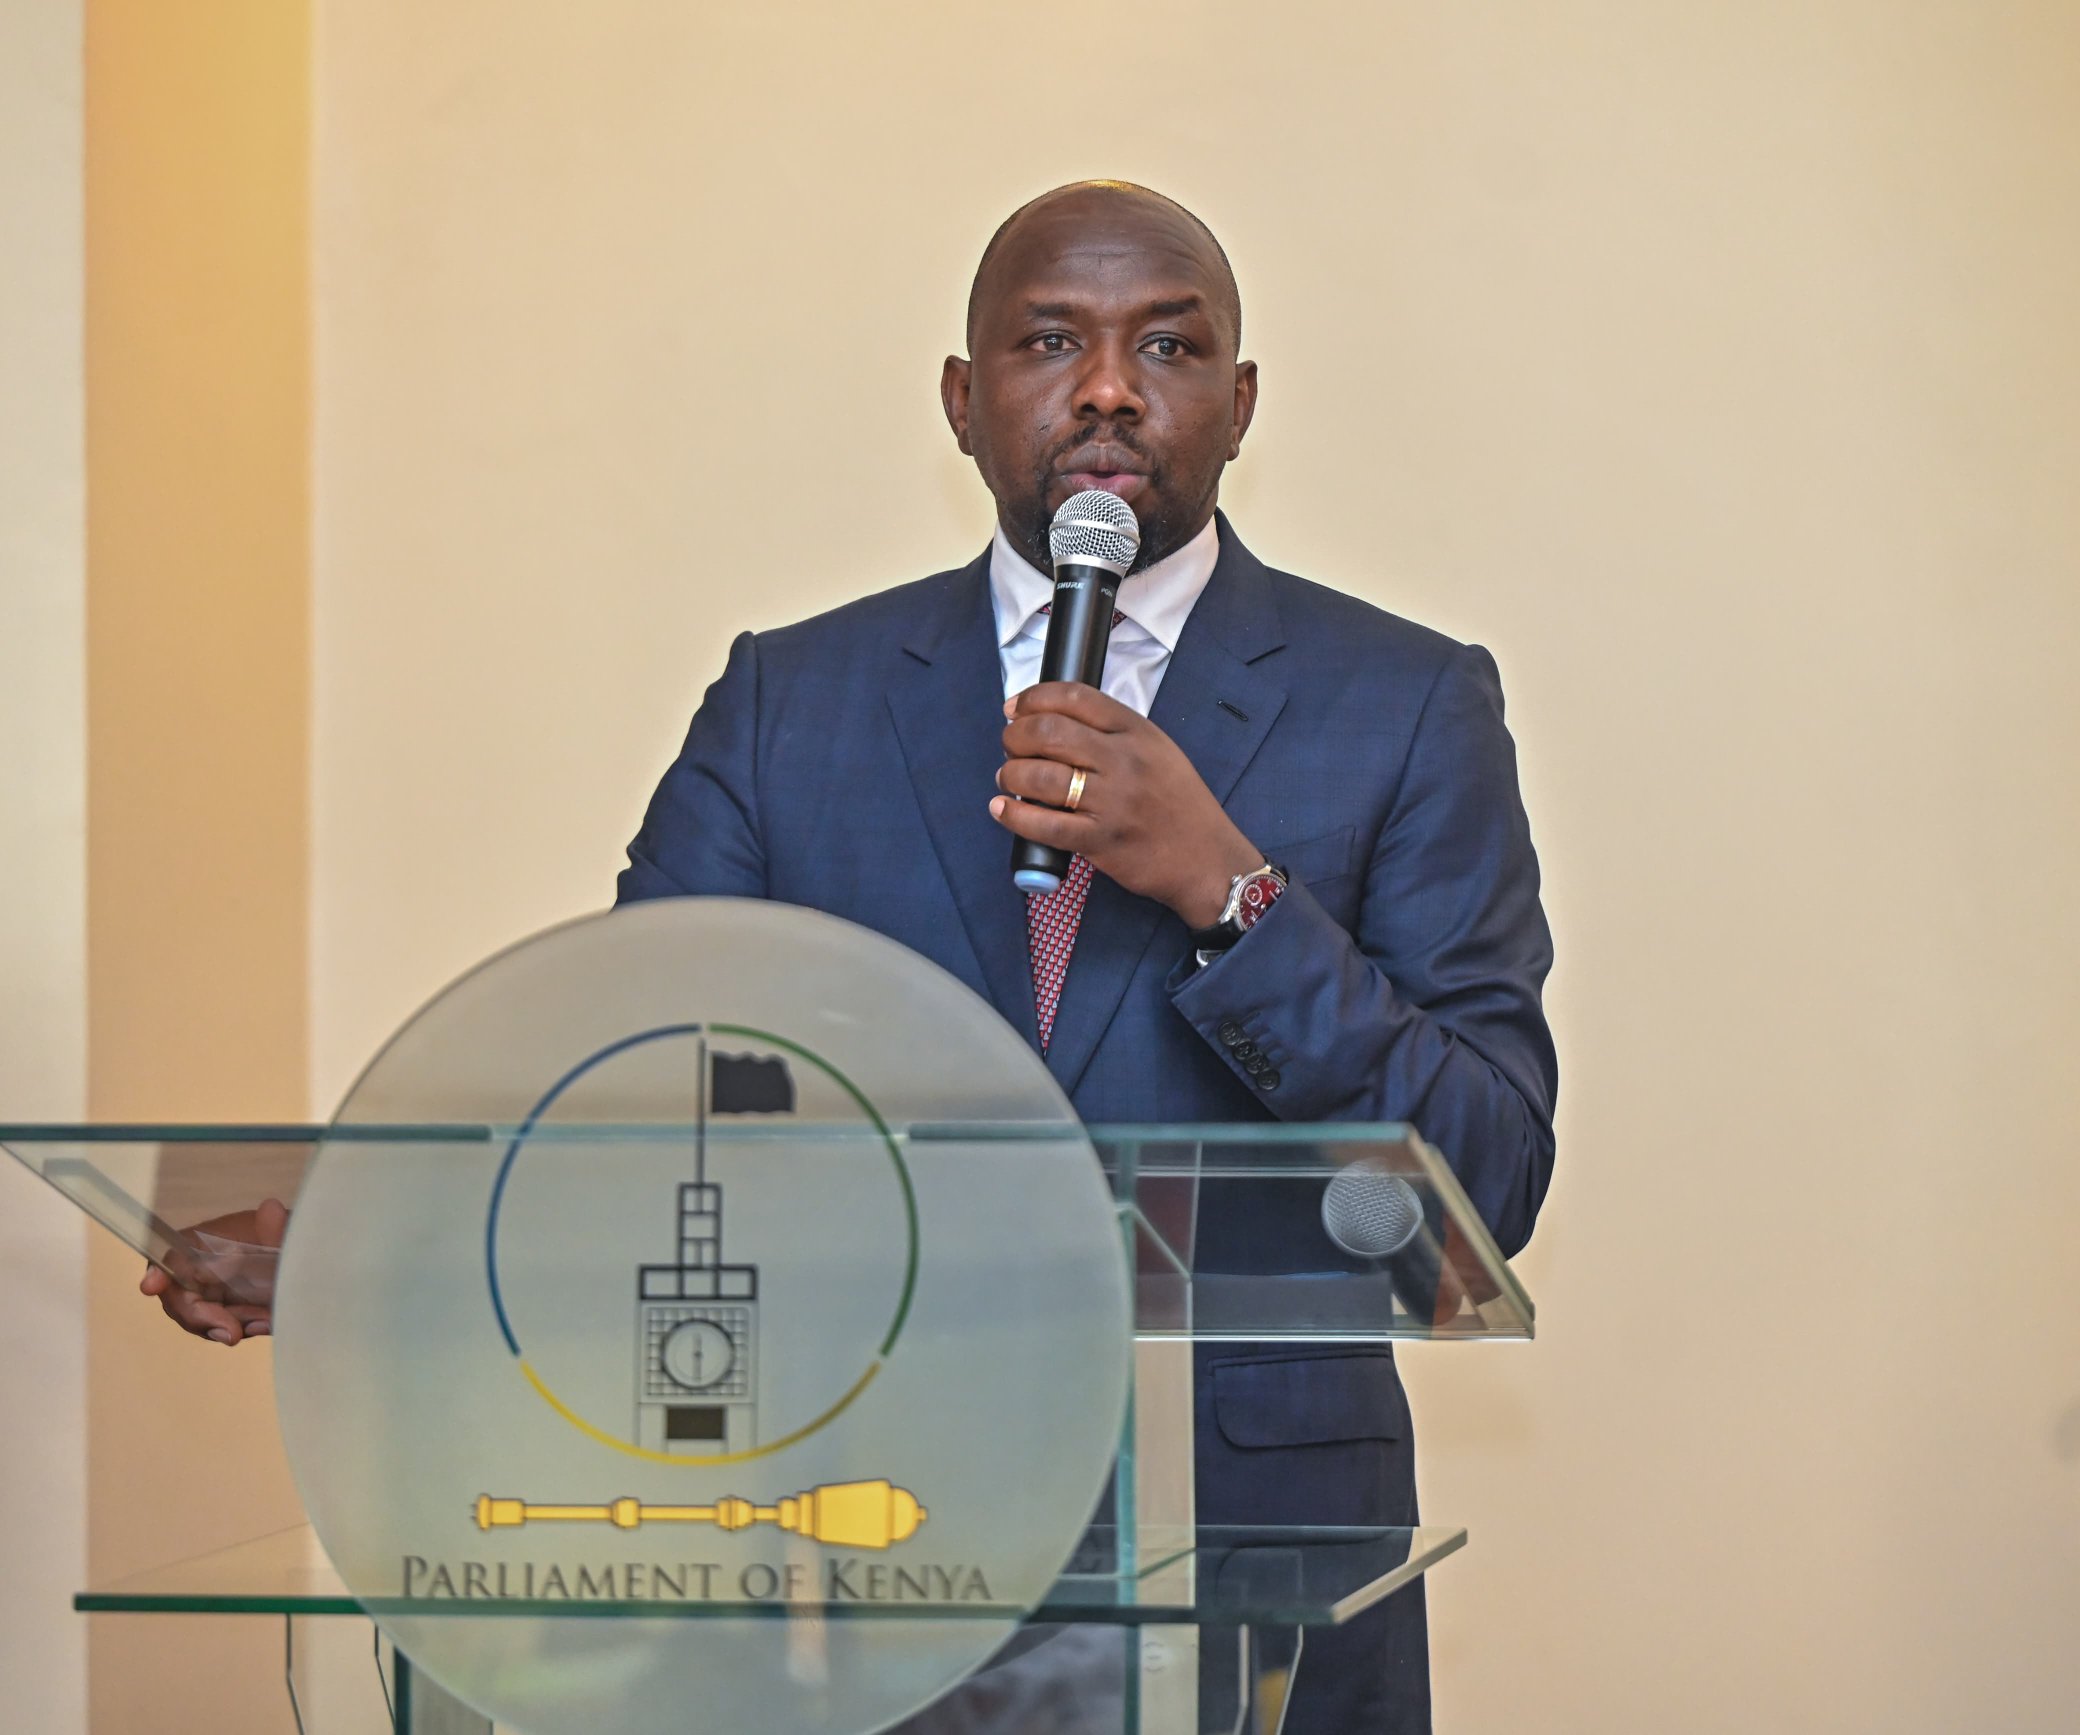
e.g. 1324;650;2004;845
1048;490;1141;575
1322;1159;1424;1259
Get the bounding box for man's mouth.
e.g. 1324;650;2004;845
1060;471;1146;500
1056;449;1150;502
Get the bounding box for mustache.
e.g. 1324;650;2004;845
1017;427;1170;572
1047;425;1153;469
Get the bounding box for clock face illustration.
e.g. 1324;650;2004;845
659;1318;738;1391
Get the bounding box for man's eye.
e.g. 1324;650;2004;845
1142;335;1188;359
1030;333;1074;354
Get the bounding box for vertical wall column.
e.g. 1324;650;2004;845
0;2;88;1729
84;3;313;1731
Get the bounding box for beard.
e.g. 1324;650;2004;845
1008;432;1203;576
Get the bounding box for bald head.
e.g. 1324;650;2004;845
965;181;1241;354
943;178;1259;574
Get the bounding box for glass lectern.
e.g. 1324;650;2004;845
5;1121;1529;1734
2;899;1535;1734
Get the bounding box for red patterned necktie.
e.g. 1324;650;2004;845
1022;602;1126;1052
1027;855;1096;1053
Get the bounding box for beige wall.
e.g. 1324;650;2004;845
0;2;88;1727
12;0;2078;1727
84;2;313;1730
314;5;2080;1728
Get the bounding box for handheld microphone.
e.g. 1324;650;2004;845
1009;490;1142;895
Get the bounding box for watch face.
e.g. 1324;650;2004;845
1233;870;1285;931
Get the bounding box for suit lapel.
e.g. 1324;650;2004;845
1043;517;1290;1095
885;555;1041;1045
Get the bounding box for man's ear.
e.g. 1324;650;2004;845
1228;359;1259;461
941;355;974;455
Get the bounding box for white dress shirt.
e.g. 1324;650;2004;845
989;515;1220;716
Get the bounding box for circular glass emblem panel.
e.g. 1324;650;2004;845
274;900;1130;1735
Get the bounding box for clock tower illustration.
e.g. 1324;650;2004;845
634;1044;792;1455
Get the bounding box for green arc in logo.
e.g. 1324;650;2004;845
485;1021;919;1467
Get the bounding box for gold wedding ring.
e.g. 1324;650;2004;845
1063;766;1089;812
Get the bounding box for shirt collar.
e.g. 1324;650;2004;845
989;514;1221;654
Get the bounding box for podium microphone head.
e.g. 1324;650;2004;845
1048;489;1141;575
1322;1158;1425;1259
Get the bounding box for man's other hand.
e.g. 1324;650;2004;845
139;1197;290;1346
991;682;1262;925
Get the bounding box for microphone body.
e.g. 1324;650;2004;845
1010;491;1141;896
1036;563;1123;691
1010;563;1123;896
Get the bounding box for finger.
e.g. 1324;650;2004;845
158;1287;248;1345
1002;710;1111;767
996;757;1094;811
164;1263;229;1306
988;794;1096;852
144;1256;225;1304
255;1197;291;1246
1008;682;1136;730
227;1303;274;1338
151;1238;217;1294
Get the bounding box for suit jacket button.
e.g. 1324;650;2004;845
1217;1020;1244;1047
1257;1069;1281;1092
1234;1041;1259;1062
1242;1053;1265;1074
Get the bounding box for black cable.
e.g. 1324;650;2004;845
283;1616;308;1734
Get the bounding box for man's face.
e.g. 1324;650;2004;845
944;192;1257;574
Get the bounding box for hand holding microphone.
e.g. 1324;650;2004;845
992;495;1264;923
1007;491;1142;895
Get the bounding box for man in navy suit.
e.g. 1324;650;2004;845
617;181;1557;1734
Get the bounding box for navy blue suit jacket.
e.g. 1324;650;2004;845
617;517;1556;1731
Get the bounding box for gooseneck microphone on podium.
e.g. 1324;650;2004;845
1322;1156;1455;1326
1321;1161;1425;1262
1010;490;1142;895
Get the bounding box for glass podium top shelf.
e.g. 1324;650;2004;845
78;1522;1465;1628
0;1121;1532;1341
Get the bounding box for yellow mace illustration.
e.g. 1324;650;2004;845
473;1478;927;1551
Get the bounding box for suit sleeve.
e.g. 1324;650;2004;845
1167;643;1557;1256
616;630;769;904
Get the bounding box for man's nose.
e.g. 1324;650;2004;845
1073;339;1144;421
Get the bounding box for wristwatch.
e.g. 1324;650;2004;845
1189;862;1288;966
